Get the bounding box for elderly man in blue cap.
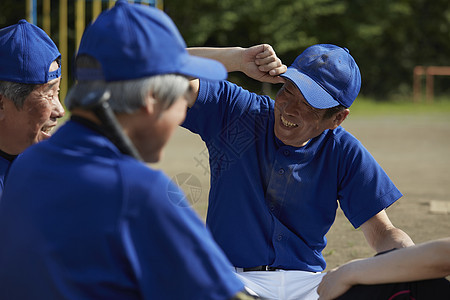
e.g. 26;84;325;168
184;43;415;299
0;20;65;198
0;1;278;299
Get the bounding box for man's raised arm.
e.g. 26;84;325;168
187;45;287;106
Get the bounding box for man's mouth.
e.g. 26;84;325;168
40;125;55;137
280;115;298;128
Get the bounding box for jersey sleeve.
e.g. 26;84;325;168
118;163;243;300
182;79;271;143
336;131;403;228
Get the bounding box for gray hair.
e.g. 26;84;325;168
65;55;189;114
0;81;37;109
0;58;61;109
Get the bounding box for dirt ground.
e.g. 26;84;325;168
152;112;450;271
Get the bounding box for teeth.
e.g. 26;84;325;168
41;127;53;134
281;115;298;128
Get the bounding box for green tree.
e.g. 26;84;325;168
2;1;448;99
166;0;450;99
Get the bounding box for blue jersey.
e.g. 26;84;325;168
0;120;243;300
0;152;14;200
182;80;402;272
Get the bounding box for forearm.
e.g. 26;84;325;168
360;210;414;253
188;45;286;84
185;47;243;107
187;47;244;73
318;238;450;300
347;238;450;285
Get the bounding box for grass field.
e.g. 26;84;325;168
152;96;450;270
349;96;450;116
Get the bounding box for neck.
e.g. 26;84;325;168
71;109;141;160
0;134;21;156
0;148;17;162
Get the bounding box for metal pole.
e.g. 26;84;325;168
59;0;68;101
26;0;37;24
33;0;37;23
156;0;163;10
75;0;86;51
43;0;51;35
92;0;102;22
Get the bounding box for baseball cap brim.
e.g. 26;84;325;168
281;67;341;109
178;54;227;81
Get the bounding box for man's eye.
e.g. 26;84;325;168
284;87;293;95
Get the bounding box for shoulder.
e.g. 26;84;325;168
320;126;385;181
184;80;273;137
118;158;171;192
319;126;365;157
329;126;360;145
197;79;273;108
117;159;190;209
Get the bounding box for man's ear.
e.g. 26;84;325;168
141;93;156;115
330;109;349;129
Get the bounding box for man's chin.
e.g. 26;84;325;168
274;126;289;144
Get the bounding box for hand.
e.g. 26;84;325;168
317;265;355;300
240;44;287;84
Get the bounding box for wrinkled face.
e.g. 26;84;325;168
3;61;65;154
274;80;336;147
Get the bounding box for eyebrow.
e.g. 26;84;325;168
285;81;321;112
304;99;320;113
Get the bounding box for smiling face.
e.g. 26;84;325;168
0;61;65;154
274;80;346;147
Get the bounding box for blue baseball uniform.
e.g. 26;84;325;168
182;80;402;272
0;151;15;199
0;119;243;300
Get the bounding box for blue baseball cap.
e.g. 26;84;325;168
76;0;226;82
0;19;61;84
281;44;361;109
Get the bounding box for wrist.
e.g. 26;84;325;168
228;47;244;73
341;260;362;286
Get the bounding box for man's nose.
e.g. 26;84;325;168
52;98;66;118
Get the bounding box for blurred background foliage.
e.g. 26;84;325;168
165;0;450;99
1;0;449;100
